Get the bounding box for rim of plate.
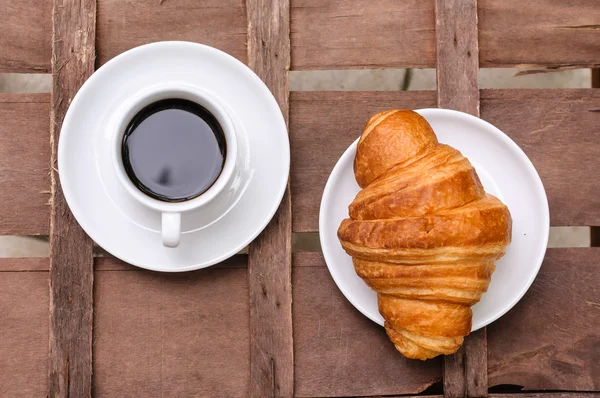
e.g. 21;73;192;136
319;108;549;330
58;41;290;272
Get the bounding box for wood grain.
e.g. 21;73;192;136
247;1;293;396
490;395;600;398
487;248;600;391
436;0;486;395
0;94;51;235
0;257;49;272
48;0;96;396
479;0;600;68
481;89;600;226
0;271;49;397
290;91;437;232
290;0;599;70
93;260;250;397
96;0;247;66
435;0;479;116
0;0;52;72
293;253;441;397
291;0;436;70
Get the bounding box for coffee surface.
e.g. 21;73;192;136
122;98;226;202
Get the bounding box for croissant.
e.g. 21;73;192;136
338;110;512;360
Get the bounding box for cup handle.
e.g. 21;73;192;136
162;212;181;248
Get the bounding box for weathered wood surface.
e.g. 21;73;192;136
48;0;96;396
291;0;436;69
94;254;247;271
487;248;600;391
293;253;441;397
481;89;600;226
479;0;600;68
0;257;49;272
1;0;598;72
0;270;49;397
0;0;52;72
93;258;250;397
435;0;480;116
0;94;51;235
96;0;247;66
435;0;487;395
490;395;600;398
247;0;293;396
290;91;437;232
290;0;600;70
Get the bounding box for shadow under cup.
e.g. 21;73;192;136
111;85;238;247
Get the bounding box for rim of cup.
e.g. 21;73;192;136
111;83;238;213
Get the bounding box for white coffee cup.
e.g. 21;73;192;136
111;83;238;248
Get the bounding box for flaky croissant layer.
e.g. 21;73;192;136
338;110;512;360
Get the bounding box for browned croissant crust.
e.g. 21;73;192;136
338;110;512;360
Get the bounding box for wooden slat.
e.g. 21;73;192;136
0;270;49;396
491;395;600;398
290;0;599;70
93;257;249;396
247;1;293;396
479;0;600;68
0;257;49;272
435;0;480;116
487;248;600;390
291;0;436;70
480;89;600;226
290;91;437;232
0;94;51;235
94;254;248;271
48;0;96;396
96;0;247;66
0;1;52;72
436;0;487;396
293;253;441;397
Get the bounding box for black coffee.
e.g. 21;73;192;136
122;98;226;202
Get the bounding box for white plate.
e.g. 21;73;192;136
58;42;289;272
319;108;549;330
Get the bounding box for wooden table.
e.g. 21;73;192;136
1;0;599;397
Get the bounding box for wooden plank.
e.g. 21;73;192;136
291;0;436;70
0;1;52;72
93;258;250;396
479;0;600;68
0;94;51;235
94;254;248;271
491;395;600;398
291;0;600;70
480;89;600;226
0;257;49;272
435;0;479;116
290;91;437;232
487;248;600;391
592;70;600;248
247;1;293;397
0;270;49;397
435;0;486;395
96;0;247;66
48;0;96;396
293;253;441;397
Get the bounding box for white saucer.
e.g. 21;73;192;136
319;108;549;331
59;42;289;272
